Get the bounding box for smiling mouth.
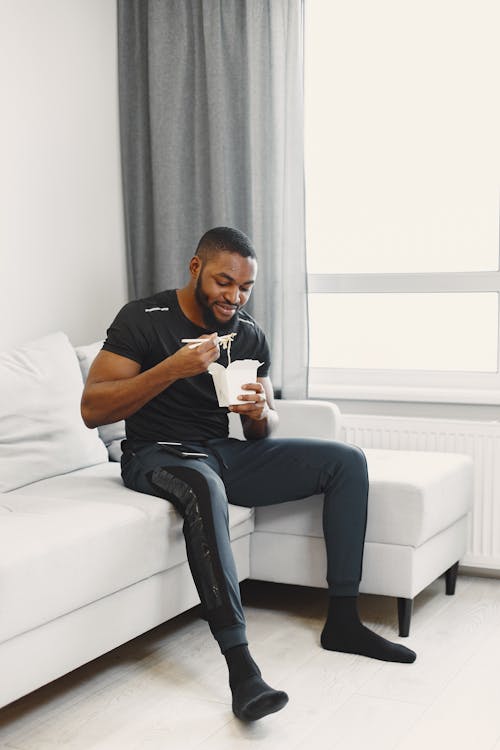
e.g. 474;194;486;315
214;302;238;315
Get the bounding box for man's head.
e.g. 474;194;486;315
190;227;258;331
195;227;257;265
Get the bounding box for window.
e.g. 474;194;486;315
304;0;500;403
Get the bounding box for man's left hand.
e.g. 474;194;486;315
228;382;269;422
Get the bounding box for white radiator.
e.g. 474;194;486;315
341;414;500;571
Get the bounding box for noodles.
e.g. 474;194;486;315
218;332;237;365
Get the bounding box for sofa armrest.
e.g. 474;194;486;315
273;399;342;440
228;399;342;441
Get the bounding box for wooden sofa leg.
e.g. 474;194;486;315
397;597;413;637
445;561;459;595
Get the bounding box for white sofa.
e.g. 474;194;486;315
0;332;473;709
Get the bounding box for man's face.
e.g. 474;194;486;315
194;251;257;332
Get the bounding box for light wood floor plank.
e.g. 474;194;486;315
297;693;426;750
357;576;500;707
0;575;498;750
394;625;500;750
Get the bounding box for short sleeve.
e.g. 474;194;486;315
255;330;271;378
102;302;149;364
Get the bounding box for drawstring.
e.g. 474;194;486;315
195;438;229;474
204;442;229;474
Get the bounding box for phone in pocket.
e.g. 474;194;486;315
157;442;208;459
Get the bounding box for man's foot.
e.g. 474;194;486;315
231;674;289;721
321;596;416;663
225;644;289;721
321;621;416;662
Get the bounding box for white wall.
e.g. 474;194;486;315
0;0;127;350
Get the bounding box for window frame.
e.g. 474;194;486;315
303;1;500;404
307;270;500;404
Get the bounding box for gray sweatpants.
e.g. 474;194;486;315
121;436;369;653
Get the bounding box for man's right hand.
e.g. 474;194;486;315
168;334;220;378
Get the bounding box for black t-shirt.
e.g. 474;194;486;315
102;289;271;442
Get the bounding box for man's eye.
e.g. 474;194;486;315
217;281;229;287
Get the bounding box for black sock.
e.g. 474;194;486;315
224;645;289;721
321;596;417;663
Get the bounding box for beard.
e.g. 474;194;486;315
194;273;240;334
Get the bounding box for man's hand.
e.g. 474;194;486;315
169;334;220;379
229;381;269;422
229;377;279;440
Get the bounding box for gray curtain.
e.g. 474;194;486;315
117;0;308;398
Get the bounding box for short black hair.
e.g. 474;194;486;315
195;227;257;262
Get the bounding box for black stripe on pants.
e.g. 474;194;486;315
121;443;247;652
148;465;237;632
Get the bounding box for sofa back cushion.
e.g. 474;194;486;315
75;340;126;460
0;332;108;492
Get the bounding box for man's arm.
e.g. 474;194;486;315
229;376;279;440
81;335;220;429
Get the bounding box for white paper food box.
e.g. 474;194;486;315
208;359;263;407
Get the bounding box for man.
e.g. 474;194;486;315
81;227;416;722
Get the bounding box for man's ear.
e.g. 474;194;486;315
189;255;202;279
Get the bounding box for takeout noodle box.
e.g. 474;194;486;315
208;360;263;407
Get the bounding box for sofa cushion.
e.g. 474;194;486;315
363;449;473;545
0;463;254;644
74;340;126;459
0;332;108;493
253;449;473;547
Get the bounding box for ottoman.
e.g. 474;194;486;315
249;447;474;636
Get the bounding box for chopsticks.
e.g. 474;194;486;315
181;333;236;349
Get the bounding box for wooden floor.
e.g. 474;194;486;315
1;574;500;750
